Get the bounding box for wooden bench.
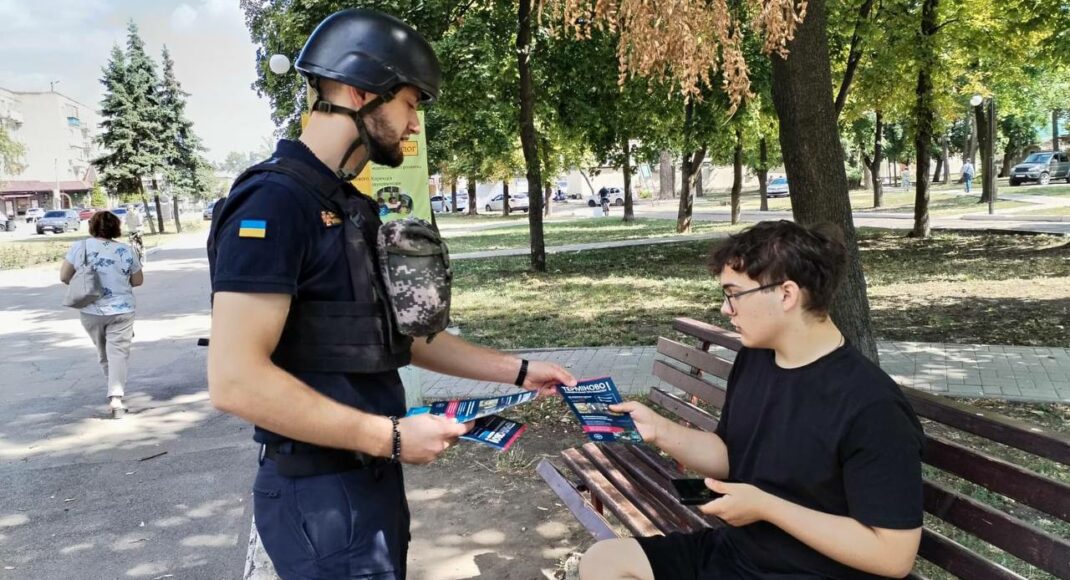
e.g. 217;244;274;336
538;317;1070;579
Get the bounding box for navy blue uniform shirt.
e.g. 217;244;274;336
209;139;405;446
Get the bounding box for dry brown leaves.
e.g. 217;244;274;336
541;0;808;113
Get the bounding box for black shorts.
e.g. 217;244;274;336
635;528;821;580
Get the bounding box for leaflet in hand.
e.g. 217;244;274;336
461;415;526;451
408;390;538;423
558;377;643;443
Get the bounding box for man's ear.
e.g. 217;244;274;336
780;280;803;313
344;84;369;109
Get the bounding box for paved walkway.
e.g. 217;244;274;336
422;342;1070;403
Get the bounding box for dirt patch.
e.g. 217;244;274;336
405;398;591;580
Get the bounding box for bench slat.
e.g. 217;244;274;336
598;444;716;532
656;337;735;381
652;360;727;409
649;388;719;432
561;448;661;538
536;459;618;541
905;388;1070;466
673;317;742;351
923;480;1070;577
918;528;1026;580
924;435;1070;522
579;444;698;534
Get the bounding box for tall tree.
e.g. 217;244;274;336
516;0;545;270
124;21;167;233
910;0;938;238
158;46;209;228
94;43;156;232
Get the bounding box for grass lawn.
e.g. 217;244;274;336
450;228;1069;349
693;187;1032;216
441;217;741;254
0;219;206;270
1019;206;1070;216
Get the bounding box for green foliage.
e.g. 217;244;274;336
158;45;211;198
0;123;25;179
90;182;107;207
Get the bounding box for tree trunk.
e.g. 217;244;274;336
502;180;510;215
677;148;706;233
1001;149;1013;178
467;176;478;216
659;150;673;200
1053;109;1060;152
731;127;743;224
173;195;182;233
758;137;769;211
770;0;878;362
695;165;704;197
545;183;552;217
942;137;951;183
451;179;458;214
622;138;635;222
974;104;992;203
968;113;978;166
867;110;884;208
151;177;165;233
862;162;871;190
931;155;943;184
910;0;937;239
138;181;157;235
516;0;545;271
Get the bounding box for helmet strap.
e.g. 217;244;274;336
311;90;396;181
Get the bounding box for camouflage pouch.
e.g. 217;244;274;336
377;218;452;341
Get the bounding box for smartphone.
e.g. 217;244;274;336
671;478;725;505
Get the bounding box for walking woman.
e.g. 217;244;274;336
60;210;144;417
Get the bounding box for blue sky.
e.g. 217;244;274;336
0;0;277;162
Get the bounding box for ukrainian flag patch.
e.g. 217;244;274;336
238;219;267;238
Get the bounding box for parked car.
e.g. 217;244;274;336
485;193;529;213
203;203;215;220
586;187;626;207
109;207;128;219
24;207;45;222
430;195;451;213
77;207;101;220
767;176;790;197
1009;151;1070;186
36;209;81;234
0;214;17;232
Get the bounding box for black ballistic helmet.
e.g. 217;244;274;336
295;8;441;104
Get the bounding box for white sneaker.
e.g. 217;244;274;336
109;396;126;417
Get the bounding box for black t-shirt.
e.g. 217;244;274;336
712;344;925;579
208;140;405;445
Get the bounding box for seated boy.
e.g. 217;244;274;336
580;220;925;579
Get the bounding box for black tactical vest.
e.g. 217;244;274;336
211;156;412;374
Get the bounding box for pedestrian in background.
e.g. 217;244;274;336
60;211;144;417
962;160;975;193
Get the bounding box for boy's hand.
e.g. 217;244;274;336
698;479;776;527
608;401;664;444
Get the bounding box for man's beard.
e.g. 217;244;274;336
364;110;405;168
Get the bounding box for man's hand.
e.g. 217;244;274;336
521;360;576;396
397;414;471;465
699;479;775;527
608;401;665;445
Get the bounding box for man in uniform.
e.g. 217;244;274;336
206;9;576;579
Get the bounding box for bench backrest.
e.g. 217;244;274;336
652;317;1070;580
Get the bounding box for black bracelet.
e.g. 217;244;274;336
514;359;529;387
388;416;401;463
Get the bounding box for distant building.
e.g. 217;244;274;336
0;87;98;216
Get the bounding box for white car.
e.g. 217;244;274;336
430;195;451;213
586;187;626;207
485;193;529;213
767;176;790;197
24;207;45;222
